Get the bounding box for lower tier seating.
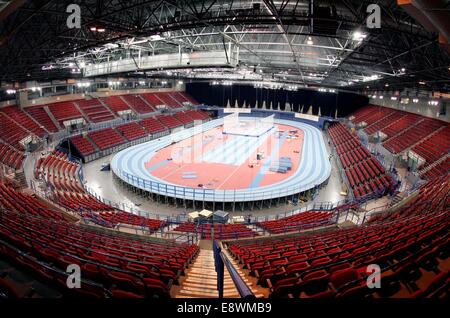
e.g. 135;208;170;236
225;209;449;298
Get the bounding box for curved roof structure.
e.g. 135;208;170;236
0;0;449;92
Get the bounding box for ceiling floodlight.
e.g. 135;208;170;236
353;31;367;41
307;37;313;45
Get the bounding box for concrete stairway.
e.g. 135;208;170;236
174;248;240;298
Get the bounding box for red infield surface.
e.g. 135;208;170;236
144;124;304;190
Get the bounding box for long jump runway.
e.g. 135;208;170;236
111;118;331;202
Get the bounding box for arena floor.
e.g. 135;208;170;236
111;118;331;202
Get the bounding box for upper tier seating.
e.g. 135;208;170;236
0;182;64;220
154;93;183;108
173;223;257;239
381;113;420;139
0;113;31;150
0;142;25;170
139;117;167;134
412;125;450;169
25;106;59;133
169;92;189;106
75;99;115;123
0;209;199;298
115;122;148;141
383;118;445;154
70;135;97;156
100;96;132;114
140;93;164;108
349;105;379;125
121;95;156;114
328;123;394;200
88;128;126;150
36;150;83;193
55;191;113;212
155;114;183;129
0;106;47;137
368;175;449;223
47;101;85;125
257;211;337;234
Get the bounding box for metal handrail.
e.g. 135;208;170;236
213;240;255;299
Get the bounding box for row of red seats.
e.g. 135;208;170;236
76;98;115;123
0;142;25;170
55;191;113;212
381;113;420;139
413;125;450;169
121;94;156;114
257;211;335;234
25;106;59;133
176;92;199;105
154;93;183;108
100;96;131;114
383;118;445;154
349;105;380;125
88;128;126;150
421;158;450;180
140;93;164;107
0;106;47;137
368;175;449;223
0;182;64;221
328;123;393;199
169;92;190;107
365;111;402;135
70;135;97;156
173;111;194;125
0;209;199;298
225;205;449;298
69;110;210;156
139;117;167;133
0;113;30;150
47;101;85;125
36;151;83;193
155;114;183;129
115;122;148;141
36;152;167;232
338;145;370;168
98;211;166;233
354;107;393;128
173;223;257;239
184;110;209;121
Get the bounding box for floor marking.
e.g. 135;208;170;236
249;130;290;188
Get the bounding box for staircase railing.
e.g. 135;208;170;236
213;240;255;299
